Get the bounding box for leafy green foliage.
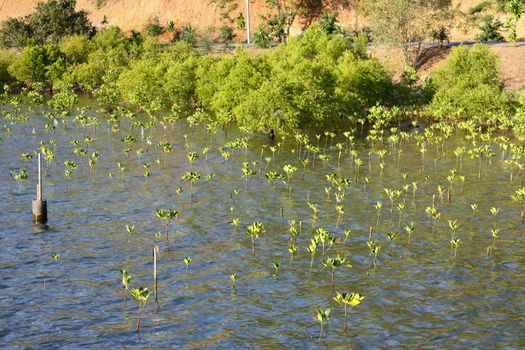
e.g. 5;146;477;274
59;35;92;65
476;15;505;42
180;24;198;46
118;58;164;115
220;26;235;48
9;44;66;86
0;50;16;83
0;0;92;48
502;0;524;43
318;12;343;35
0;18;32;49
3;21;397;134
253;25;272;48
144;17;164;37
428;45;506;121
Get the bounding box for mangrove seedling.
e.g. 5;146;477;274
182;171;201;199
183;257;192;272
319;154;332;168
336;143;343;166
315;227;332;256
18;152;33;161
116;161;126;179
288;241;297;260
471;203;479;216
308;201;320;222
425;206;441;232
232;217;241;234
373;201;383;228
448;219;460;239
404;222;414;243
511;187;525;223
367;240;381;269
273;261;281;276
436;185;446;206
241;162;256;189
343;230;351;245
126;224;135;237
143;163;151;180
490;207;500;228
131;287;152;334
333;292;364;334
396;202;405;228
11;168;28;193
335;205;344;227
88;151;99;174
384;188;401;212
51;253;61;261
155;208;178;243
450;238;461;257
314;308;330;341
354;157;363;181
63;161;77;188
229;273;237;289
386;231;398;245
288;220;299;241
412;182;418;199
322;255;348;291
245;222;265;254
187;151;199;168
306;238;317;276
136;148;144;164
491;228;500;250
158;141;173;161
265;171;284;199
120;269;131;296
325;187;332;201
283;164;297;196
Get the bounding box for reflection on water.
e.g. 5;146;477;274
0;108;524;349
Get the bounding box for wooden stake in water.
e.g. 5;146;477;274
153;246;158;305
32;153;48;223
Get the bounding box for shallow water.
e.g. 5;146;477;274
1;106;524;349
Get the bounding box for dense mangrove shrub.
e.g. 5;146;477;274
200;25;393;134
428;45;506;121
3;23;395;133
8;44;66;86
59;35;93;65
511;94;525;141
0;50;16;84
70;27;132;90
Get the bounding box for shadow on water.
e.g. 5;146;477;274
32;223;50;234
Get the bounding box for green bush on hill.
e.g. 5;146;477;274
0;0;92;48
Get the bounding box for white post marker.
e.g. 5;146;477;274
246;0;251;46
32;153;48;223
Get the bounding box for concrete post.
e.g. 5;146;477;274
32;153;47;223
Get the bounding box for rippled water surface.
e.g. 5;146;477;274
1;105;524;349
